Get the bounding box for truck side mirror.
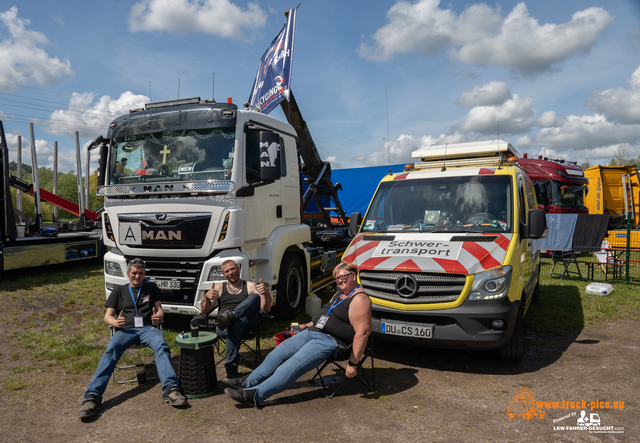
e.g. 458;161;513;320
259;132;281;181
97;143;108;187
523;208;547;239
534;182;549;206
349;212;362;237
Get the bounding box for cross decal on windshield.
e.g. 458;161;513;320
160;145;171;164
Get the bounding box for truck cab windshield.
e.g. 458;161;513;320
362;175;513;233
552;181;586;209
110;127;235;184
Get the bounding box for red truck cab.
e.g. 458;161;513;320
519;154;588;214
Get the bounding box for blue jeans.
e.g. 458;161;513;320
242;329;337;405
84;326;179;402
216;292;260;367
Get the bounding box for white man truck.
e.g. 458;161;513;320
344;141;547;359
91;95;350;319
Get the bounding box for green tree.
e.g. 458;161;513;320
609;145;636;167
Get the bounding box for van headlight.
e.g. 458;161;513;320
467;266;512;301
105;261;124;277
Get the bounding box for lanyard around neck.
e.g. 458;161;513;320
326;285;360;315
128;284;142;316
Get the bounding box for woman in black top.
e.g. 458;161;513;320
224;262;371;407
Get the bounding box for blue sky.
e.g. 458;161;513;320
1;0;640;175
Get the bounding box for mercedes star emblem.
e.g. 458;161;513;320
395;274;418;298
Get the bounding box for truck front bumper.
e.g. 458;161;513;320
371;297;520;351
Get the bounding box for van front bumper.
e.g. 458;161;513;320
371;297;520;351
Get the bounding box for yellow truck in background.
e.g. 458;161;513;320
584;165;640;248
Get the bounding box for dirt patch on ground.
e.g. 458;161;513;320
0;311;636;442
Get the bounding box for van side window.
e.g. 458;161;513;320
518;179;528;224
525;181;536;210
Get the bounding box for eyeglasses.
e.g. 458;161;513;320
129;258;146;268
335;272;354;284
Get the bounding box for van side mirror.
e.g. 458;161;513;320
523;208;546;239
349;212;362;237
259;132;281;181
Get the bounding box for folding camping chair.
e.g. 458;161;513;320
194;310;263;370
109;324;161;384
310;339;375;398
549;251;582;279
215;325;261;369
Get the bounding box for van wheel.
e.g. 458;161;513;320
500;302;524;360
273;253;305;319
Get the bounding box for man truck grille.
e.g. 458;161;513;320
359;270;466;304
143;259;204;306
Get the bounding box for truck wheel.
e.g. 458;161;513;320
273;253;305;319
500;301;524;360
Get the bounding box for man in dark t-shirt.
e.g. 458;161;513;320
200;260;271;378
78;258;187;419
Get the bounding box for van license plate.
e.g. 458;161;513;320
151;279;180;290
381;320;433;338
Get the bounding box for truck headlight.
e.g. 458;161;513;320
105;261;124;277
467;266;512;301
207;265;227;282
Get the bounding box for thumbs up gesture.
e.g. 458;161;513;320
116;310;126;328
257;278;267;295
151;306;162;326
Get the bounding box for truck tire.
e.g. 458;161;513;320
500;300;524;360
273;253;305;319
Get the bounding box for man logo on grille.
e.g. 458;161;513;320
395;275;418;298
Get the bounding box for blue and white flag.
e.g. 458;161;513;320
248;8;296;114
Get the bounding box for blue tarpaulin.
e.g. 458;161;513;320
329;164;406;216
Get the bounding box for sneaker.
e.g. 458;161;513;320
163;386;188;407
78;395;100;418
222;374;249;390
224;387;256;407
216;310;236;330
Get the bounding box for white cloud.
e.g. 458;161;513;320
357;0;502;61
0;7;74;92
128;0;267;41
326;155;345;170
456;81;511;107
586;65;640;125
536;110;564;128
521;114;640;160
352;133;465;166
46;91;148;139
359;1;613;76
457;93;536;135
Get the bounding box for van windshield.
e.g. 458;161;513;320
362;175;513;233
109;127;236;184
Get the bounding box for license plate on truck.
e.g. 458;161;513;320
151;279;180;290
381;320;433;338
